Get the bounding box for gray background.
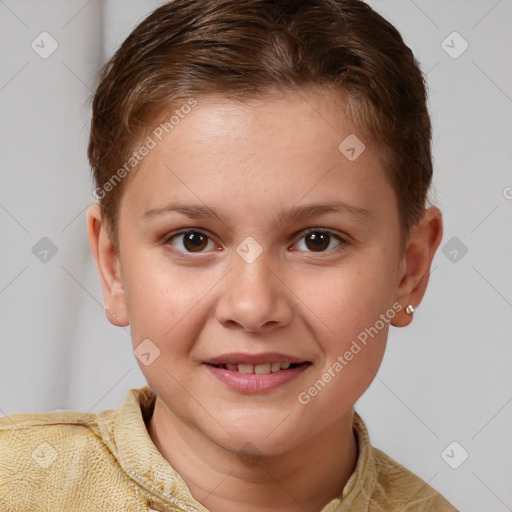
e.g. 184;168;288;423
1;1;511;511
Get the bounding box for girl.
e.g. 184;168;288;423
0;1;458;510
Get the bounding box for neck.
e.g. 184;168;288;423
147;400;358;512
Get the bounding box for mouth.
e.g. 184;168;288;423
206;362;306;374
202;354;312;393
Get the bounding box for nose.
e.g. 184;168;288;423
214;247;293;334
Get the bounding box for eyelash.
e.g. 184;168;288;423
163;228;347;255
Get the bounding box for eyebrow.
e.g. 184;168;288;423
142;200;371;225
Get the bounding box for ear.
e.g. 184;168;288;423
86;203;129;327
391;206;443;327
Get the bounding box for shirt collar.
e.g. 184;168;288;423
112;386;377;511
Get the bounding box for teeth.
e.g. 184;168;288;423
271;362;281;372
254;363;271;375
220;362;296;373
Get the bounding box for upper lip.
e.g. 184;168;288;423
203;352;309;365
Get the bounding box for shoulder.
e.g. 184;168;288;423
0;407;136;510
0;407;116;449
0;406;118;473
370;446;458;511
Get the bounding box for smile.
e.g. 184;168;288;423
203;359;311;393
208;362;300;374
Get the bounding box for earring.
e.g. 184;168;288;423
105;306;117;319
405;304;415;315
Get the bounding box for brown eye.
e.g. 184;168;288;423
305;232;330;252
293;230;342;253
167;230;214;253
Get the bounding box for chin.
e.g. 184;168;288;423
221;434;294;460
208;416;304;458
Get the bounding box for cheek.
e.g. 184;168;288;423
295;272;391;420
293;251;399;342
121;245;210;345
290;251;397;407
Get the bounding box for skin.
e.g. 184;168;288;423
87;88;443;512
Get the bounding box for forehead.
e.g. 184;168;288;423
120;89;395;226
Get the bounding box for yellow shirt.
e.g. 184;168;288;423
0;386;458;511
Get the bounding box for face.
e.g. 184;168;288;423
93;89;415;456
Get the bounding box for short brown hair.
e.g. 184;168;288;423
88;0;432;252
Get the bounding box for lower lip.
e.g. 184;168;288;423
203;364;310;393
